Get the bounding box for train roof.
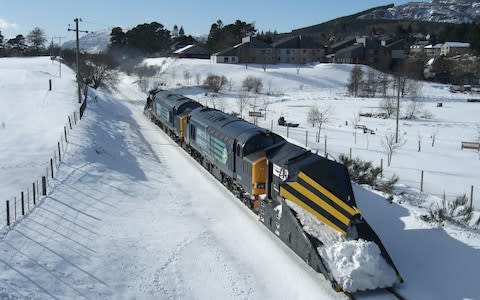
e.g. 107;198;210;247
190;107;272;144
154;91;201;111
267;142;313;167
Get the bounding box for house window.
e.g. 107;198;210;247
224;57;229;63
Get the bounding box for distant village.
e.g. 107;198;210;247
173;35;477;87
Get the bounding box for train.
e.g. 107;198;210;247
144;89;402;293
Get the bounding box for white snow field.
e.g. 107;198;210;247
1;56;480;299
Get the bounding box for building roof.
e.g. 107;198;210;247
425;43;443;49
335;44;364;57
174;44;211;55
329;37;356;50
174;44;195;54
271;35;320;49
241;36;271;48
386;39;406;50
212;46;239;57
443;42;470;48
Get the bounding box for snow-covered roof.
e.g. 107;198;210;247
174;44;195;54
443;42;470;48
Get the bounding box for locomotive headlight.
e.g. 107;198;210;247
256;182;266;189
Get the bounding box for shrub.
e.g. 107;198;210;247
421;194;473;225
339;154;381;186
204;74;228;93
242;76;263;93
376;174;399;195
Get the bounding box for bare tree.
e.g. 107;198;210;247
347;65;363;97
204;74;228;93
381;132;406;166
377;72;391;97
351;111;361;144
307;106;319;127
404;80;424;119
363;69;377;97
237;90;249;118
183;70;191;86
380;96;397;118
431;128;439;147
267;79;273;95
27;27;46;54
417;132;422;152
307;105;333;142
81;54;118;89
242;76;263;93
195;73;201;86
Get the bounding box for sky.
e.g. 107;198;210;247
0;0;427;41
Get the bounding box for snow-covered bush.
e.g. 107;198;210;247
376;175;400;195
242;76;263;93
339;154;381;186
421;194;473;225
204;74;228;93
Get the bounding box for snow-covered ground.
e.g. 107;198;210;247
1;56;479;299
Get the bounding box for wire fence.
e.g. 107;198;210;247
269;121;477;209
1;100;87;231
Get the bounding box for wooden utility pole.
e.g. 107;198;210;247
68;18;88;104
395;76;401;143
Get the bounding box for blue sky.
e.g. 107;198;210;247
0;0;425;40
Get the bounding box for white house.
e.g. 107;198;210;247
440;42;470;57
210;46;239;64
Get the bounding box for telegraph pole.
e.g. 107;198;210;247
395;76;401;143
68;18;88;103
51;36;65;77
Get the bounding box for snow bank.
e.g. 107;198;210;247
286;200;397;292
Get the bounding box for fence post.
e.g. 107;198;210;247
21;192;25;216
33;182;36;205
349;147;352;160
324;135;327;157
380;159;383;177
58;142;61;162
74;112;77;125
68;116;72;130
305;131;308;147
64;126;68;143
420;170;424;192
287;126;289;138
42;176;47;196
270;119;273;132
471;185;474;209
6;201;10;226
50;159;54;178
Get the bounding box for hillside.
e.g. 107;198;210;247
359;0;480;24
290;1;480;44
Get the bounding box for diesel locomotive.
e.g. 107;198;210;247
145;89;402;292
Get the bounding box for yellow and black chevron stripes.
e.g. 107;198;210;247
280;171;360;235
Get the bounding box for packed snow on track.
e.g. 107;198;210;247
287;201;397;292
